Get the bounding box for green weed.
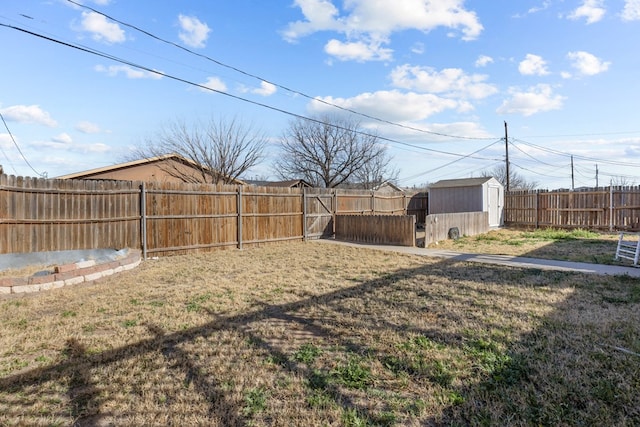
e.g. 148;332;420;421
243;387;267;417
122;319;137;328
186;292;212;312
293;343;322;364
342;408;368;427
306;389;334;409
332;356;373;390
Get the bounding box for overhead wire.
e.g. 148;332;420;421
513;137;640;168
397;138;503;184
0;21;495;163
509;140;563;168
65;0;495;141
0;111;46;177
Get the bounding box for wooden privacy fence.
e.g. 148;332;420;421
505;187;640;230
0;175;422;257
0;175;141;254
424;212;489;245
335;214;416;247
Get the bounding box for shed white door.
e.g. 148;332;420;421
488;186;501;227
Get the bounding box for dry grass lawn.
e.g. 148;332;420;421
1;240;639;426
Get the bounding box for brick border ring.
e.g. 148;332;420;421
0;249;142;295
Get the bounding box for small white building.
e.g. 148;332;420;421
429;177;504;227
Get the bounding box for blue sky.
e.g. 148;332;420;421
1;0;640;189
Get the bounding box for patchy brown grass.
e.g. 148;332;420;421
1;241;639;426
430;228;622;264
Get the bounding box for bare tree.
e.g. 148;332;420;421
610;176;637;187
483;164;538;190
349;151;400;190
134;116;267;184
274;115;396;188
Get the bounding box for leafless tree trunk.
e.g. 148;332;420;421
134;116;267;184
274;115;396;188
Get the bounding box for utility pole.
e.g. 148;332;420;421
504;121;510;191
595;164;599;188
571;155;574;191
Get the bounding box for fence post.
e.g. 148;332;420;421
332;189;337;236
140;182;147;260
535;191;540;229
237;185;243;249
302;187;307;242
403;193;407;215
609;186;613;231
371;190;375;214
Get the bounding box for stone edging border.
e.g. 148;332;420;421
0;249;142;295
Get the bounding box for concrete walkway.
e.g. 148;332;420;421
315;239;640;278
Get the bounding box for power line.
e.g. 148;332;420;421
397;138;503;184
509;161;567;180
517;130;640;139
0;111;46;177
509;140;562;168
0;21;493;163
65;0;495;142
512;138;640;168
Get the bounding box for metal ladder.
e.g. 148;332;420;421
615;232;640;266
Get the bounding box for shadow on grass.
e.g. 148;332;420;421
1;245;639;425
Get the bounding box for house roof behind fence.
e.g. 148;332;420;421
56;153;245;185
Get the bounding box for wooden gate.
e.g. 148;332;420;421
304;189;334;239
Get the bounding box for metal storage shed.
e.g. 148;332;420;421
429;177;504;227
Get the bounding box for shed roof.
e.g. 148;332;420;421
429;177;498;189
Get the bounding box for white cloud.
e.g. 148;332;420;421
31;137;111;154
75;121;103;134
309;90;461;122
512;1;551;18
497;84;565;116
80;142;110;153
252;81;277;96
0;133;14;149
475;55;493;67
52;133;73;145
80;11;125;43
282;0;343;40
178;15;211;48
518;54;550;76
94;64;162;79
324;38;393;62
0;105;57;127
567;51;610;75
622;0;640;21
568;0;606;24
389;64;497;99
411;42;425;54
283;0;483;61
199;77;227;93
528;1;551;14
